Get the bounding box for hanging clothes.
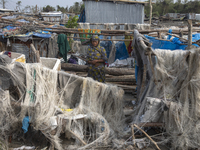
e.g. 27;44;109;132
57;34;71;62
78;29;101;43
125;35;133;56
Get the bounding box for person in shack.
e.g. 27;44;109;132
86;35;107;83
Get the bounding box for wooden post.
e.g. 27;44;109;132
157;31;161;38
134;124;161;150
187;20;192;49
30;44;40;63
179;29;183;37
149;0;152;25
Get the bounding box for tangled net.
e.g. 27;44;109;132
132;29;200;149
0;60;125;149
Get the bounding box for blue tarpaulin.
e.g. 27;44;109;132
115;42;129;60
100;41;112;58
100;36;129;61
145;35;199;50
145;29;200;50
33;33;51;38
78;9;86;23
22;116;30;133
4;25;16;31
192;33;200;42
0;26;52;38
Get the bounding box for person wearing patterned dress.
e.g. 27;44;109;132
86;35;108;83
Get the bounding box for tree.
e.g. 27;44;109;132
68;6;74;13
42;5;55;12
16;1;21;12
23;5;31;13
57;5;66;13
65;15;79;28
67;2;85;14
73;2;80;14
80;2;85;12
65;6;69;13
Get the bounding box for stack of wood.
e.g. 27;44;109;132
61;63;136;93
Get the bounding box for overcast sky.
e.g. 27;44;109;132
6;0;83;10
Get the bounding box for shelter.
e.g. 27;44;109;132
40;11;68;24
82;0;146;24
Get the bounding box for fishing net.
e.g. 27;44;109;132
0;61;125;150
132;29;200;149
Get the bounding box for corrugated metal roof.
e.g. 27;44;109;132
41;11;62;17
84;1;144;24
83;0;148;4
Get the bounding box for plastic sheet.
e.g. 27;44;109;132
22;116;30;133
33;33;51;38
115;42;129;60
145;35;187;50
100;40;112;59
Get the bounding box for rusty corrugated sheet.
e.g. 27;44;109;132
84;1;144;24
9;36;58;63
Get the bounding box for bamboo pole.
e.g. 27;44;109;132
149;0;152;25
44;28;134;36
131;125;136;146
133;124;161;150
187;20;192;49
68;130;87;146
68;36;133;41
167;33;188;42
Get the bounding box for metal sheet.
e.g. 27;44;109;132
85;1;144;24
12;43;31;62
187;13;196;20
167;13;178;19
196;14;200;20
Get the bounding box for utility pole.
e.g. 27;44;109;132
0;0;6;9
1;0;6;9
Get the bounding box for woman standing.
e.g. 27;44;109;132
86;35;108;83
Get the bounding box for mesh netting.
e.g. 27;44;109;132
0;62;125;149
132;29;200;149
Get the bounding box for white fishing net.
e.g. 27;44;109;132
132;29;200;149
0;61;125;149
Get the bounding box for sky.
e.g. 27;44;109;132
6;0;82;10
